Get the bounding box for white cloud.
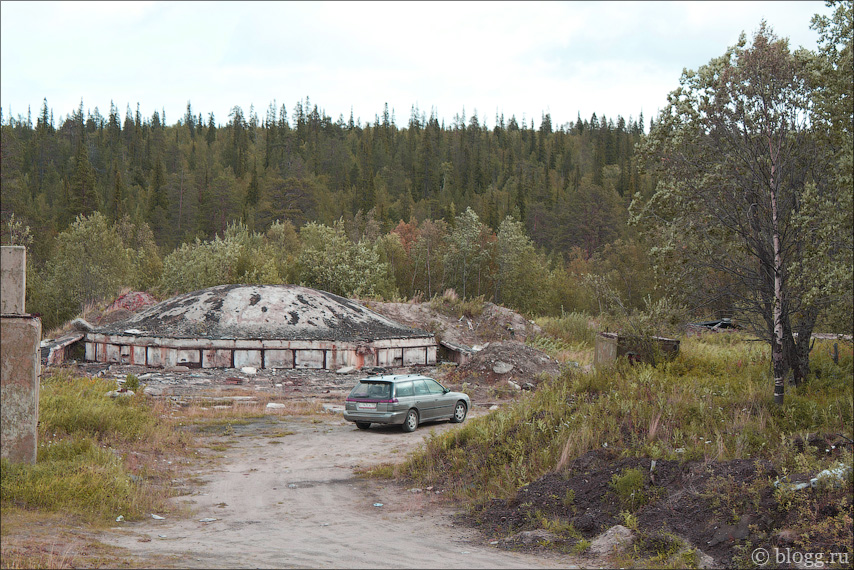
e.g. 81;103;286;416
1;0;833;129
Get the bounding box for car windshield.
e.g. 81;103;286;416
349;381;392;400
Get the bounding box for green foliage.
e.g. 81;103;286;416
124;374;140;392
1;439;135;523
29;212;157;331
609;468;648;511
158;220;282;295
634;20;850;395
296;221;395;298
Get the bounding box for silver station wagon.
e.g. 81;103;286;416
343;374;470;432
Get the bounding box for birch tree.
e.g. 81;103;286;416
634;23;842;404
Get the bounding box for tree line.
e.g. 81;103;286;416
2;2;851;405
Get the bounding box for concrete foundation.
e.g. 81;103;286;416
594;332;680;367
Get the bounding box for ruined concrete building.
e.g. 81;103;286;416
84;285;437;370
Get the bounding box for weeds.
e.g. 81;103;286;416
1;373;193;527
397;334;853;530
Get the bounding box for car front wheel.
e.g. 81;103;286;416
355;422;371;430
402;409;419;432
450;401;467;423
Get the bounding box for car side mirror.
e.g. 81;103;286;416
443;388;449;394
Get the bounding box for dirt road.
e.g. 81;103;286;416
101;413;579;569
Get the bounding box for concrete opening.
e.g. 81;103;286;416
84;284;437;371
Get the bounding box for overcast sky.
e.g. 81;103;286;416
0;1;832;130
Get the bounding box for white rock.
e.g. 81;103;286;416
266;402;286;409
106;390;135;398
198;517;218;523
507;380;521;390
588;524;635;556
240;366;257;375
151;514;165;520
336;366;356;374
493;361;514;374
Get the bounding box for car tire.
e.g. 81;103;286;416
402;409;419;432
450;401;467;423
355;422;371;430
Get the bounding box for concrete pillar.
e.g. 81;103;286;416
1;246;41;464
1;246;27;314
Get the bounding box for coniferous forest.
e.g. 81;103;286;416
1;3;851;387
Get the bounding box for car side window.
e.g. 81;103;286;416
413;380;429;396
396;382;414;397
424;379;445;394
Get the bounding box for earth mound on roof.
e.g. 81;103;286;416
96;284;433;342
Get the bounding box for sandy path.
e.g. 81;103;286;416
102;414;579;569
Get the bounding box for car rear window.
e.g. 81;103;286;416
349;381;392;400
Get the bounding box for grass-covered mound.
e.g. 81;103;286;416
394;334;853;567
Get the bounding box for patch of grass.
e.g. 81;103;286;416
1;372;193;527
571;539;591;554
396;334;853;520
535;311;596;347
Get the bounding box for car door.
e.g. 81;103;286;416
424;379;454;418
411;379;437;420
394;381;415;414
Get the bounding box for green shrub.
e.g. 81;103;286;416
610;468;648;511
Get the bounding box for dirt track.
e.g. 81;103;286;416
100;413;580;569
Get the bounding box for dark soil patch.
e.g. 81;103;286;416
463;447;853;567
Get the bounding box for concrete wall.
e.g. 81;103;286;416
84;332;437;370
1;245;41;464
594;332;680;367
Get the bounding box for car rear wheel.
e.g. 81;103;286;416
355;422;371;430
450;401;467;423
402;409;419;432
